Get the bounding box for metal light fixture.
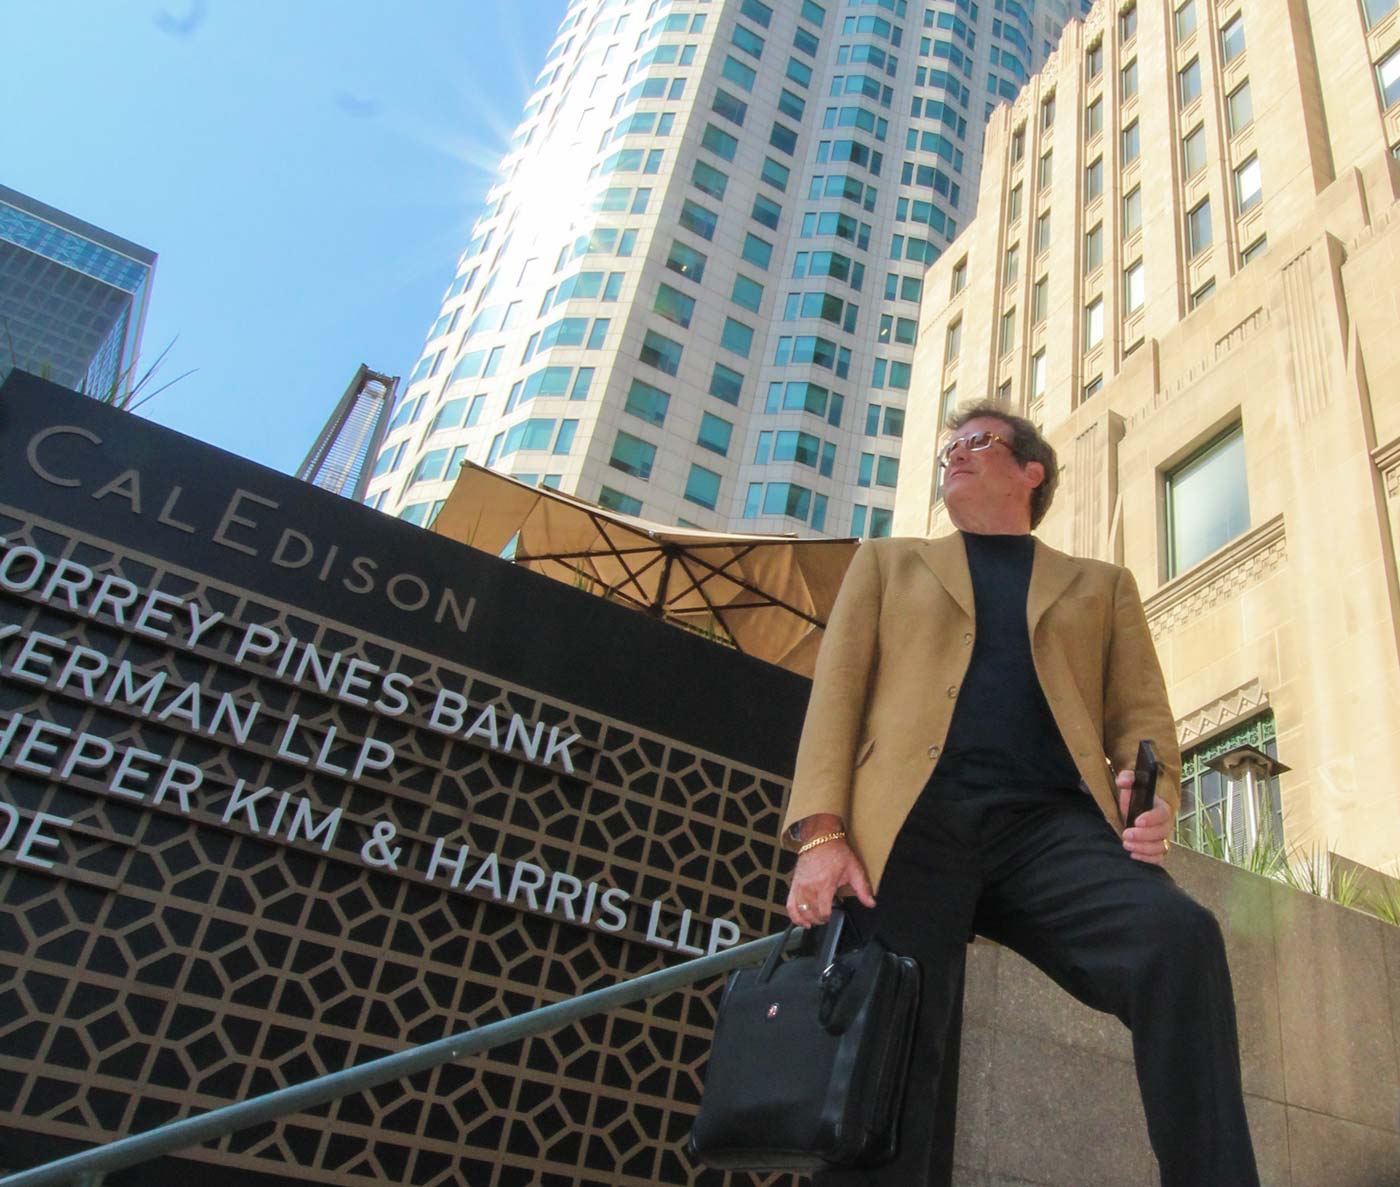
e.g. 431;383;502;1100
1205;744;1291;851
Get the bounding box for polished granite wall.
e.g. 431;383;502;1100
951;847;1400;1186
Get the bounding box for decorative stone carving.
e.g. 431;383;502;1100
1144;515;1287;638
1010;79;1039;123
1129;308;1269;429
1176;680;1270;747
1072;421;1104;560
1345;195;1400;255
1279;246;1337;424
1373;438;1400;499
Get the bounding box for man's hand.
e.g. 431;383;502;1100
1117;769;1175;865
786;839;876;927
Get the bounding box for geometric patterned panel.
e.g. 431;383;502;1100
0;506;802;1186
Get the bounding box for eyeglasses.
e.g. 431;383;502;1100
938;431;1015;468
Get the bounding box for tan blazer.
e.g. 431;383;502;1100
782;533;1181;892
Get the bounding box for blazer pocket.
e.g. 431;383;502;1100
854;737;876;768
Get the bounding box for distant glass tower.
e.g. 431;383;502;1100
369;0;1091;535
0;184;156;403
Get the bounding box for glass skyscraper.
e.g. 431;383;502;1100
0;184;156;403
370;0;1091;537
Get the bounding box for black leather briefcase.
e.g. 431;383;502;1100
688;908;920;1171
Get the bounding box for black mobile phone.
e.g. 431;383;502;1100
1126;740;1160;828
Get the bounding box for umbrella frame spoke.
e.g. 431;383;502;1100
666;546;827;630
519;533;827;634
437;460;855;670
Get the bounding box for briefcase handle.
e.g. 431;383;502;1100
756;904;864;985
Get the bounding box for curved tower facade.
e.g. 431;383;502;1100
369;0;1091;539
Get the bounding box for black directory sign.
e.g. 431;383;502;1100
0;371;808;1186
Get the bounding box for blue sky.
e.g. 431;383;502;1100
5;0;566;473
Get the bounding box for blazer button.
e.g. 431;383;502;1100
946;685;958;698
928;744;941;760
963;632;973;645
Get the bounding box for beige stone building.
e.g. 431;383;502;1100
900;0;1400;871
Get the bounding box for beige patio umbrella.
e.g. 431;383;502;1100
432;462;858;675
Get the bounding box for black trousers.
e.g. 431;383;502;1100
812;782;1260;1187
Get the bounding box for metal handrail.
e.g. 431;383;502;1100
1;932;788;1187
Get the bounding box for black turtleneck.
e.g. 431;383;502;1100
931;531;1082;793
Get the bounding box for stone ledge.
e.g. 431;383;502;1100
954;846;1400;1185
1144;514;1286;638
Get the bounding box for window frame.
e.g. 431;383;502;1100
1178;57;1202;106
1084;296;1105;352
1234;155;1262;213
1120;3;1138;41
1032;276;1048;324
1035;210;1052;255
1175;712;1283;854
1084;222;1104;273
1182;124;1207;177
1122;185;1143;238
1220;15;1245;63
1120;57;1139;102
1227;80;1253;136
1124;260;1145;312
1085;156;1104;203
1174;0;1198;42
1364;0;1400;28
1122;119;1141;164
1164;423;1251;578
1187;198;1213;257
999;308;1016;355
1380;46;1400;109
1085;95;1103;138
1030;348;1047;399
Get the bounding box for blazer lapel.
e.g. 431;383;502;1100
1027;539;1082;637
918;533;974;619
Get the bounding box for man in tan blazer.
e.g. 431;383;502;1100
783;403;1258;1186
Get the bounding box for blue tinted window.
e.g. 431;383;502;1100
709;363;744;405
609;431;657;479
684;464;722;510
698;413;733;456
553;420;578;455
680;200;718;240
641;329;683;376
721;318;755;358
599;486;643;516
625;379;671;426
731;274;764;312
1167;427;1250;576
742;233;774;269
